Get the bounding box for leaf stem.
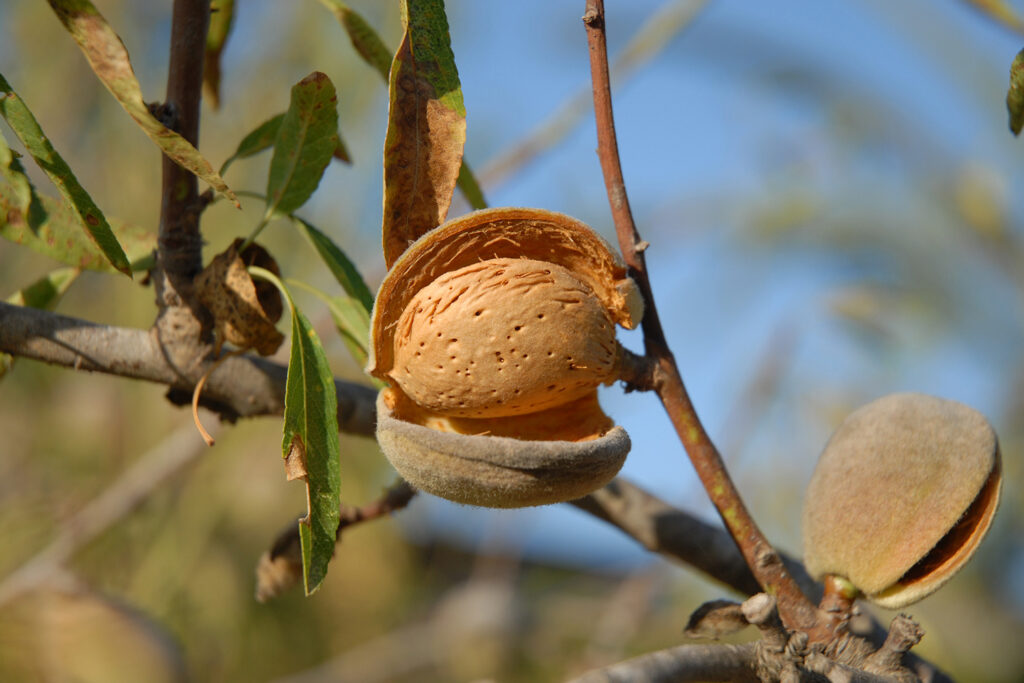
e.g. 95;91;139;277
582;0;817;631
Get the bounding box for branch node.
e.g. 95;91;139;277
634;239;650;253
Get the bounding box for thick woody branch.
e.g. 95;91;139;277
582;0;817;630
0;302;376;435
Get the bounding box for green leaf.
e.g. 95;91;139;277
293;217;374;312
1009;48;1024;136
1;175;155;273
204;0;235;109
6;267;80;308
1;267;81;379
45;0;238;206
317;0;392;80
317;0;485;216
250;267;341;596
326;295;371;367
381;0;467;267
222;112;351;176
221;113;286;175
0;73;131;276
265;72;339;220
456;160;487;210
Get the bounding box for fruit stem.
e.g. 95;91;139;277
583;0;818;631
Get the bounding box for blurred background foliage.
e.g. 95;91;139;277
1;0;1022;681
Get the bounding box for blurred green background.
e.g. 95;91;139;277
1;0;1023;681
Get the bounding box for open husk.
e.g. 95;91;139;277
802;392;1001;608
370;207;642;507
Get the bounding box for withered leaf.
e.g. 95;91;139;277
45;0;237;206
195;239;284;356
381;0;467;268
683;599;750;640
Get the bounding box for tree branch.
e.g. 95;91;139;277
582;0;818;631
567;642;759;683
153;0;213;379
572;480;819;600
0;302;376;435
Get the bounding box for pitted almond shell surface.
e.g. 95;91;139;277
376;389;629;507
802;392;1001;608
369;207;643;380
390;258;619;418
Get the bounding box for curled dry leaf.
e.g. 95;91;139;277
195;239;284;356
802;392;1002;608
683;599;749;640
370;207;643;507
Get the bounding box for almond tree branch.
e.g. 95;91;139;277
581;0;818;631
0;302;376;435
567;642;759;683
152;0;214;379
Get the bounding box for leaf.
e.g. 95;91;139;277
326;295;371;367
0;132;35;213
456;159;487;210
6;267;79;308
221;112;351;175
293;217;374;311
220;113;286;175
45;0;238;206
265;72;339;219
195;240;284;356
1;267;80;380
318;0;484;215
381;0;467;268
204;0;235;110
317;0;393;79
250;267;341;596
0;171;155;273
0;73;131;275
1009;48;1024;136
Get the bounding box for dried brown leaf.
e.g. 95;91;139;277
195;239;284;356
683;599;749;640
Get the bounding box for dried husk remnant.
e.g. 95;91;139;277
370;207;643;507
802;392;1001;608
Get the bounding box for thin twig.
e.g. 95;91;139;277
567;642;759;683
582;0;817;631
0;422;215;606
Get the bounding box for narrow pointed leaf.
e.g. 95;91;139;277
293;217;374;311
1;174;155;272
317;0;392;79
1;74;131;275
250;267;341;595
222;112;350;176
326;295;371;367
45;0;237;206
1009;48;1024;136
265;73;339;219
318;0;485;213
456;160;487;210
204;0;235;110
381;0;466;267
221;113;286;175
1;267;81;380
